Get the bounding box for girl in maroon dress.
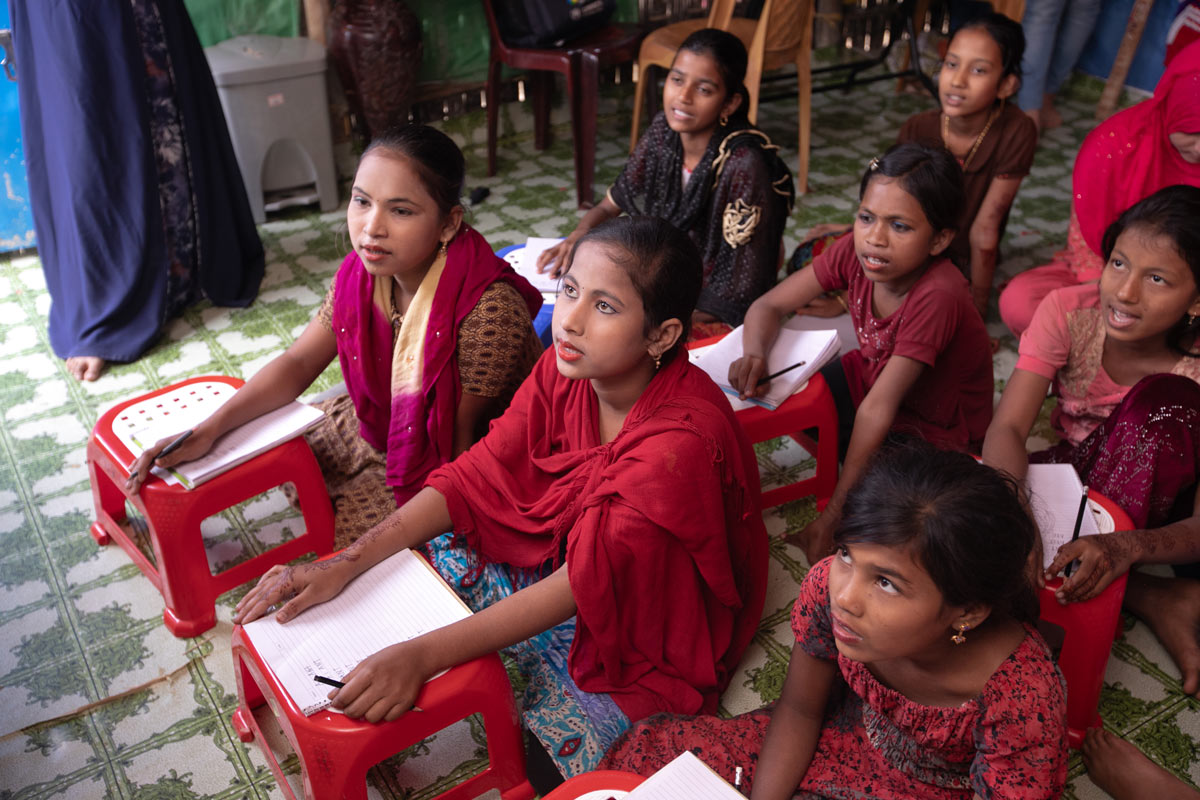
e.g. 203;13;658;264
603;441;1068;799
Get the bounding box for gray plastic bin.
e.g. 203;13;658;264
205;35;338;224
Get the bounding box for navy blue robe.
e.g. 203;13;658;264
10;0;263;362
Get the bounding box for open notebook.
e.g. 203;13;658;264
690;323;841;411
112;380;324;490
624;751;744;798
511;236;565;294
241;549;472;716
1026;464;1101;571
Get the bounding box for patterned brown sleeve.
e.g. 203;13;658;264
457;282;542;398
316;279;336;333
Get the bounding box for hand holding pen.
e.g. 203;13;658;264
124;427;212;493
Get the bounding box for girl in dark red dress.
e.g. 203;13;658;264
603;441;1068;799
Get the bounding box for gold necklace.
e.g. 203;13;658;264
942;106;1000;171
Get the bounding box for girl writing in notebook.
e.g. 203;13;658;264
535;28;794;337
983;187;1200;731
793;13;1036;319
603;441;1068;799
126;125;544;547
729;142;993;565
233;217;768;782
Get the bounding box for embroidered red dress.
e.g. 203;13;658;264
603;557;1069;799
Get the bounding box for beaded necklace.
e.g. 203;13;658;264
942;105;1001;171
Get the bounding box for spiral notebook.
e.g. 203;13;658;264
689;322;841;411
111;380;324;490
624;751;744;798
1026;464;1101;571
241;549;472;716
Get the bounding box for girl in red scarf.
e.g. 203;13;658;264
127;126;543;547
234;217;769;782
999;40;1200;336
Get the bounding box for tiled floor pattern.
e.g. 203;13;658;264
1;59;1195;799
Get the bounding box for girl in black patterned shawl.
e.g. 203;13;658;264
537;28;794;334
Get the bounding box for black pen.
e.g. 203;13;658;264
313;674;344;689
156;428;194;460
757;360;807;386
1064;485;1089;578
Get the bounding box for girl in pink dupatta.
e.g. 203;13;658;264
127;126;543;547
999;40;1200;336
984;191;1200;800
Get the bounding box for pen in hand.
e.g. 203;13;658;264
156;428;194;460
757;360;807;386
1064;485;1089;578
313;675;424;711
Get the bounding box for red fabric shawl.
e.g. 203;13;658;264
425;348;768;722
1073;40;1200;256
332;225;542;504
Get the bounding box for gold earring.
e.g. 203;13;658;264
438;240;448;256
951;622;970;645
719;113;729;126
652;351;662;371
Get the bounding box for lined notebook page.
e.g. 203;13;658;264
241;549;472;715
625;752;745;799
112;381;324;489
1027;464;1101;570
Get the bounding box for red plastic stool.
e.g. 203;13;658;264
86;375;335;637
689;335;839;508
542;770;646;798
230;623;536;800
1039;490;1133;749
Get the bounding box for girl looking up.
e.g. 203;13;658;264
983;186;1200;701
127;125;544;547
999;40;1200;336
731;142;993;565
537;28;794;337
233;217;769;781
790;13;1035;320
603;441;1068;800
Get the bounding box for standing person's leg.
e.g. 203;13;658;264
1017;0;1070;124
10;0;168;379
1040;0;1104;126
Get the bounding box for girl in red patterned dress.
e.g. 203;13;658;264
603;440;1068;799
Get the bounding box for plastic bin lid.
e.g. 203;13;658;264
205;35;327;87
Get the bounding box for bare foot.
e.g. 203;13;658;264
1024;107;1042;134
65;356;105;381
1125;572;1200;695
1041;93;1064;129
1081;728;1198;799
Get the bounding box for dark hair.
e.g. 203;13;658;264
675;28;751;123
859;142;966;234
361;124;465;216
1101;184;1200;356
834;439;1039;625
570;216;703;357
955;11;1025;83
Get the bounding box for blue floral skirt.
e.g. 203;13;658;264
424;532;630;777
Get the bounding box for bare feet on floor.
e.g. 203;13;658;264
1126;572;1200;696
65;356;105;381
1041;93;1064;129
1081;728;1199;799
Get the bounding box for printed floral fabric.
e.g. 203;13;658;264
603;558;1068;799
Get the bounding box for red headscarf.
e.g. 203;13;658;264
426;348;768;722
1073;40;1200;256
